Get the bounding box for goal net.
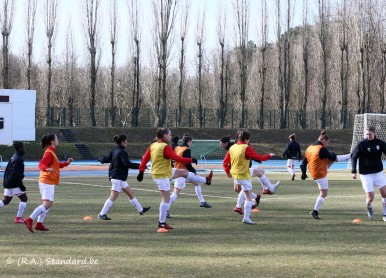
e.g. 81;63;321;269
184;140;227;171
351;113;386;155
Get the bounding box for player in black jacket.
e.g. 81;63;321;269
282;133;302;180
97;135;150;220
351;126;386;221
0;142;28;223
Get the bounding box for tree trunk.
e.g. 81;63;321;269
178;37;185;127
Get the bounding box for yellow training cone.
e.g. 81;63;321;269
352;218;362;223
157;228;169;233
83;216;93;220
252;208;260;213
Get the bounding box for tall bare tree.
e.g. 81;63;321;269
217;3;228;128
109;0;117;126
1;0;14;89
64;24;77;127
45;0;58;126
25;0;37;90
196;8;205;127
177;0;190;127
318;0;331;128
300;0;310;129
128;0;142;127
152;0;178;127
259;0;268;129
276;0;292;129
379;4;386;113
235;0;249;127
83;0;100;127
338;0;349;128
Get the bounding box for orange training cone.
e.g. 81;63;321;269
157;228;169;233
252;208;260;213
83;216;93;220
352;218;362;223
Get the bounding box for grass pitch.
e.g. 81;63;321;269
1;171;385;278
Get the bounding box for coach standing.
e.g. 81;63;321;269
351;126;386;222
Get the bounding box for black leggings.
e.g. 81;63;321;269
2;193;28;205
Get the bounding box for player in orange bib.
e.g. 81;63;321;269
300;131;351;220
137;128;213;230
24;134;73;233
167;133;212;218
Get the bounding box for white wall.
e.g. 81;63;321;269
0;89;36;145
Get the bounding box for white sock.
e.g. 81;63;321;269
243;200;253;221
0;200;4;208
130;197;143;213
37;208;50;223
236;191;245;208
186;172;206;184
336;154;351;162
195;185;205;203
30;205;47;221
17;201;27;217
287;166;292;175
382;198;386;216
259;175;272;191
314;196;325;211
159;201;170;223
169;192;178;206
291;168;296;175
251;192;257;199
100;199;113;215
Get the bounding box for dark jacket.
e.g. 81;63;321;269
300;141;337;173
3;152;25;189
179;143;196;174
283;141;301;160
351;138;386;175
99;145;140;181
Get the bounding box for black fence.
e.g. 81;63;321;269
40;107;355;129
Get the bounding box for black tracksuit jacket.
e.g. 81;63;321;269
283;141;301;160
3;152;25;189
351;138;386;175
99;145;139;181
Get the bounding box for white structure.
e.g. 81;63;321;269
351;113;386;153
0;89;36;145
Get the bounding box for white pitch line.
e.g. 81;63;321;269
25;178;366;201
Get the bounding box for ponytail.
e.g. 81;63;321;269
41;134;56;149
113;134;127;145
288;133;296;141
318;130;329;142
156;128;170;140
182;133;192;144
236;129;251;142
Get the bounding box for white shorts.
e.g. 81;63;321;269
359;172;386;193
287;159;296;167
315;177;329;190
249;168;254;176
153;169;176;191
234;179;252;191
3;187;25;197
174;177;187;189
39;182;55;201
111;179;129;192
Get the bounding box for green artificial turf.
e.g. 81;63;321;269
0;171;385;277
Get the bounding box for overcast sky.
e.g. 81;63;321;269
9;0;315;69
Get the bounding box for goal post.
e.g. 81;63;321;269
181;139;227;172
351;113;386;153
